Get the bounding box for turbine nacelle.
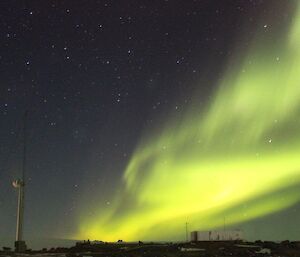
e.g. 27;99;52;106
12;179;24;188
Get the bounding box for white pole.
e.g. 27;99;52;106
16;182;24;241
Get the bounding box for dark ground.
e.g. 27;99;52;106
1;240;300;257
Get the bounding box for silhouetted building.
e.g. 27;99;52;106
191;230;243;241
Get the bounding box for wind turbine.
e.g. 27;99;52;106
12;112;27;252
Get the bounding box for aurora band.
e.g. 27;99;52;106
77;2;300;241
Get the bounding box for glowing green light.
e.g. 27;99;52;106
76;3;300;241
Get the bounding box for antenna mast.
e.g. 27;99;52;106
185;222;189;242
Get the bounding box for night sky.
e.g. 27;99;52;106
1;0;300;247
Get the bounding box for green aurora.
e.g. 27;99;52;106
76;2;300;241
